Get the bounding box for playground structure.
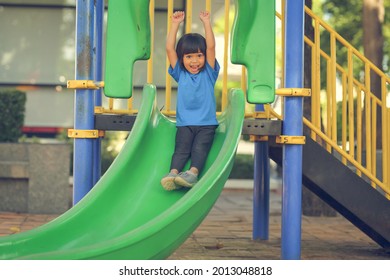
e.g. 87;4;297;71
0;0;390;260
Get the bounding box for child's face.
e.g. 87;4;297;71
182;51;205;74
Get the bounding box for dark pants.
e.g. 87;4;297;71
170;125;218;173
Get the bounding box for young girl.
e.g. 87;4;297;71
161;11;220;191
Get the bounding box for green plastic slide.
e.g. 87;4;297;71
0;85;245;259
231;0;275;104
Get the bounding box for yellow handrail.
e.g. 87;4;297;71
303;5;390;198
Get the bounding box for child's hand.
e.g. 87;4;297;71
199;11;210;23
172;11;185;24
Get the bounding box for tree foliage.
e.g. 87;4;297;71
318;0;390;73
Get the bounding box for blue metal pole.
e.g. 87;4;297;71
73;0;96;205
92;0;104;185
281;0;305;259
253;143;270;240
253;105;270;240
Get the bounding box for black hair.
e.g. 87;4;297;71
176;33;207;70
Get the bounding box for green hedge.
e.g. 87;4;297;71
229;154;254;179
0;89;26;142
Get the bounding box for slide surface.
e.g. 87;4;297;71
0;84;245;259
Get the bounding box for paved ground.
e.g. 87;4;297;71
170;188;390;260
0;183;389;260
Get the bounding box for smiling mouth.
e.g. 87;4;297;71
189;65;200;72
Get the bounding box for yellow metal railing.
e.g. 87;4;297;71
98;1;390;198
299;6;390;198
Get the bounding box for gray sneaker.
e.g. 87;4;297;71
161;172;180;191
174;171;198;188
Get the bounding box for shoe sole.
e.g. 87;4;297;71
174;177;195;188
161;177;180;191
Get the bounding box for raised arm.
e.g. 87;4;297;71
166;11;185;68
199;11;216;69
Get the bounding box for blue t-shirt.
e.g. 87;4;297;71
168;60;220;126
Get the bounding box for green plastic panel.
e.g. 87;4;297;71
231;0;275;104
0;85;245;259
104;0;151;98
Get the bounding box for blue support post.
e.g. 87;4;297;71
253;104;270;240
281;0;305;259
92;0;104;185
73;0;97;204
